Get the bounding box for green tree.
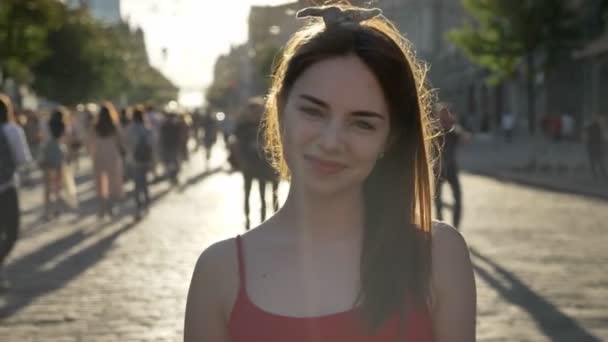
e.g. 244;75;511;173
102;23;177;105
33;7;111;105
448;0;581;134
34;8;177;106
0;0;61;84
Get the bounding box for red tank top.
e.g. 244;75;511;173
228;236;435;342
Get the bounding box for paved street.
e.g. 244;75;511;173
0;145;606;341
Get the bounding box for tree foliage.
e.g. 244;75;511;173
1;0;177;106
0;0;62;83
447;0;582;133
448;0;581;83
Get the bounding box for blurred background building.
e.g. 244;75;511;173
205;0;607;138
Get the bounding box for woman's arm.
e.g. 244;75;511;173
184;240;233;342
431;222;476;341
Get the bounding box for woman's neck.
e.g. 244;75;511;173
275;184;365;243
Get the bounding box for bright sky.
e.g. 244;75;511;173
121;0;292;107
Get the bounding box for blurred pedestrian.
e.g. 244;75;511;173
64;109;84;173
119;107;131;128
434;103;471;230
561;113;574;141
126;105;154;219
177;112;191;163
501;111;515;143
0;94;32;290
191;108;203;150
584;115;607;181
231;97;279;229
145;105;162;180
88;102;125;218
201;110;218;170
160;112;181;184
17;110;40;186
185;5;475;341
38;107;70;220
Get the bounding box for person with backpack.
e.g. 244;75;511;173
126;105;154;219
0;94;32;290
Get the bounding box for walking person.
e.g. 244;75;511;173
160;112;181;185
38;108;69;220
434;103;471;230
585;115;607;181
18;110;40;186
185;5;475;341
177;113;191;163
64;110;84;173
88;102;125;218
201;110;218;170
126;105;154;219
145;105;162;180
0;94;32;290
501;111;515;143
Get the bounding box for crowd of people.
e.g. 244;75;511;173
0;94;233;288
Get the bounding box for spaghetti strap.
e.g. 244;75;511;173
235;235;246;289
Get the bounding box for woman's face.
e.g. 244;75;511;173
281;54;391;195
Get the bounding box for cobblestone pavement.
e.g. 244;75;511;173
0;146;606;341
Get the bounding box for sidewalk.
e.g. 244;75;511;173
459;134;608;200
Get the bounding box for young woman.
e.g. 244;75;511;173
88;102;125;218
185;4;476;341
39;108;68;219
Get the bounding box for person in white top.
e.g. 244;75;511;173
0;94;32;290
501;111;515;143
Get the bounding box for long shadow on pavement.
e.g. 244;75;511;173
19;171;96;218
18;165;215;242
470;247;600;342
462;168;608;202
0;219;138;320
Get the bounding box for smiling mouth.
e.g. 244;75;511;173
304;155;347;174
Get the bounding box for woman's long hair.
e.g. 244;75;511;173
262;3;438;332
0;94;15;124
94;102;120;137
48;107;68;139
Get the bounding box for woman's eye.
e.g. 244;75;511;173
354;121;375;130
299;107;324;118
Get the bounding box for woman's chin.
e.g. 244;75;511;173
295;175;356;198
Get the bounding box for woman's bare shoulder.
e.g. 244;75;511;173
429;220;473;300
431;220;469;252
189;237;240;317
195;237;237;269
429;221;476;340
184;238;240;341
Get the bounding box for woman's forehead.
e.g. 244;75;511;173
289;55;389;116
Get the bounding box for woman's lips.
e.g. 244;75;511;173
304;155;347;175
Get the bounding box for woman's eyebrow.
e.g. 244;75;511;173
351;111;385;120
299;94;329;109
300;93;385;120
